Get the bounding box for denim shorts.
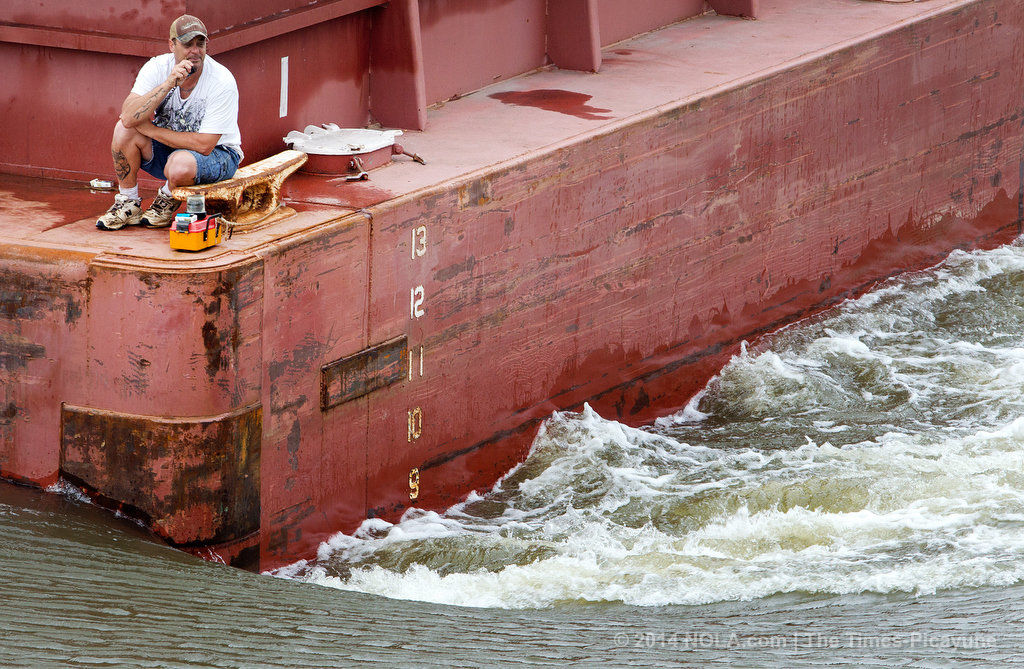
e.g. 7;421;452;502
140;140;241;184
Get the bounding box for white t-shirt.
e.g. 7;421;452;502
131;53;243;160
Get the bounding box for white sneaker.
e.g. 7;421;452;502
139;192;182;229
96;194;142;231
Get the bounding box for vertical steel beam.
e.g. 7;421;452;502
369;0;427;130
547;0;602;72
708;0;759;18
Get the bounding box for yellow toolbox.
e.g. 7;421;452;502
169;213;225;252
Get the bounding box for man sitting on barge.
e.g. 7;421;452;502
97;15;243;231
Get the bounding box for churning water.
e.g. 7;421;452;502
284;240;1024;613
6;241;1024;666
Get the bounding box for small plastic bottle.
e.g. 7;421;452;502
186;194;206;219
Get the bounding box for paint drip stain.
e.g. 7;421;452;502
489;89;612;120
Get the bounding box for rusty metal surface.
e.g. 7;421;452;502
259;215;371;566
81;260;264;418
60;403;260;545
172;150;307;230
321;336;408;410
1;0;1020;572
358;0;1024;532
0;245;93;486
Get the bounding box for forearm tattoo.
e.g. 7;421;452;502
134;89;162;120
112;149;131;181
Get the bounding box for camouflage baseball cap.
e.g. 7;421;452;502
170;15;208;42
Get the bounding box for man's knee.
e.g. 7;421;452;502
113;120;138;144
165;150;198;186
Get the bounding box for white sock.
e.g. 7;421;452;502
119;185;140;201
159;183;172;197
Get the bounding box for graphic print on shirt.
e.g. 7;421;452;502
155;96;207;133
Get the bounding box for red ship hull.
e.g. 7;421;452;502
1;0;1022;570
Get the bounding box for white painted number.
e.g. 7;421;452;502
409;468;420;500
279;57;289;118
408;407;423;442
411;226;427;259
410;286;425;319
408;345;425;380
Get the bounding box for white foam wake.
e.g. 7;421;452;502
280;241;1024;608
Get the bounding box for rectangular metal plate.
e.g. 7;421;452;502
60;403;261;546
321;335;408;410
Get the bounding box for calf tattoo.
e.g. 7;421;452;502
112;149;131;181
